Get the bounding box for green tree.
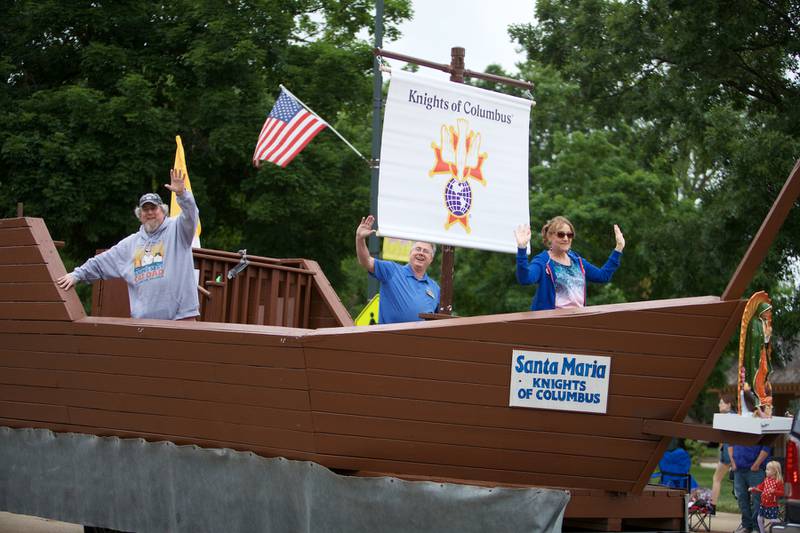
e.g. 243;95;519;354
0;0;411;290
507;0;800;359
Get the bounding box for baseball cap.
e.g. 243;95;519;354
138;193;164;208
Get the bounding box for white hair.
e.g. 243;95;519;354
414;241;436;258
134;204;169;219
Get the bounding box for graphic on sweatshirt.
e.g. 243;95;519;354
134;241;165;283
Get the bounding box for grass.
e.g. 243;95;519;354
692;462;739;514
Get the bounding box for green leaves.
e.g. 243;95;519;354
512;0;800;366
1;0;409;291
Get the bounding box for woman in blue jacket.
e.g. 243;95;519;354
515;216;625;311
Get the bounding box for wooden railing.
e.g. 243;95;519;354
194;249;314;328
91;247;353;329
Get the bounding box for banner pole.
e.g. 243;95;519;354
434;47;466;316
367;0;384;299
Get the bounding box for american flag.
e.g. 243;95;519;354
253;89;327;167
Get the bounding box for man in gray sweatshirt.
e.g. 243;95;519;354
56;168;200;320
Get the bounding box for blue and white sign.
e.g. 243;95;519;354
509;350;611;414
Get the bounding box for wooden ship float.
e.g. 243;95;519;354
1;159;798;531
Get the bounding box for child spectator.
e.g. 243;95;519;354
750;460;784;533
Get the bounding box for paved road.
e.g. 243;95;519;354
0;512;81;533
710;510;740;533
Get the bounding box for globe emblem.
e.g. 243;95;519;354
444;178;472;217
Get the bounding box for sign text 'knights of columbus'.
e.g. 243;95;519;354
378;70;532;255
509;350;611;414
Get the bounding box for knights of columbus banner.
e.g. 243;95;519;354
378;70;532;254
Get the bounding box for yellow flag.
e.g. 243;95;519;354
354;294;380;326
171;135;201;246
382;237;413;262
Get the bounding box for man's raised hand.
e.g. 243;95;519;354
166;168;186;196
356;215;376;240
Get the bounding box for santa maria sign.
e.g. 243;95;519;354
509;350;612;414
378;70;532;254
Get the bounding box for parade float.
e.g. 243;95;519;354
0;158;797;531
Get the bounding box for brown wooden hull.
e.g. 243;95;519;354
0;216;748;499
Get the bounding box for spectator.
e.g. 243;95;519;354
750;460;784;533
710;393;736;514
729;443;771;533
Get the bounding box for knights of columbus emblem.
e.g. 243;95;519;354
429;118;487;233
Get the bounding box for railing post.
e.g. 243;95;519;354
203;281;225;322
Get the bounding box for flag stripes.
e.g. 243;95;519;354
253;89;327;168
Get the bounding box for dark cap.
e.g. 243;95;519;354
138;193;164;208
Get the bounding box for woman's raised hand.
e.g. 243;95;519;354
613;224;625;252
514;224;531;249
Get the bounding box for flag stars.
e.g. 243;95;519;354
253;88;327;167
269;91;302;122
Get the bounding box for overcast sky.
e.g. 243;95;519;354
381;2;536;80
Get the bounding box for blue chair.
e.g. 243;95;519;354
653;446;697;491
651;445;711;531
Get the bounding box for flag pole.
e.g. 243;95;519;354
367;0;384;300
279;84;371;166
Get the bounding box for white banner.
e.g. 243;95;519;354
509;350;611;414
378;70;532;253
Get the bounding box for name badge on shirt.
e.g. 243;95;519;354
426;289;435;299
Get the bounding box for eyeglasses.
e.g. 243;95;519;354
412;246;432;255
553;231;574;240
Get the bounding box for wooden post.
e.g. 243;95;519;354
203;281;226;323
367;0;384;299
16;203;23;217
449;46;465;83
437;47;466;315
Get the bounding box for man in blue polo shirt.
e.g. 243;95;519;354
728;443;770;533
356;215;440;324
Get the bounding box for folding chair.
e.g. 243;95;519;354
687;496;713;532
650;444;712;532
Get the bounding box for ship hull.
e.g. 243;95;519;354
0;216;746;495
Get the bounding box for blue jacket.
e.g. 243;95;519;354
516;248;622;311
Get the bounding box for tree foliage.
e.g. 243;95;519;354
503;0;800;363
2;0;798;387
0;0;411;288
467;1;800;421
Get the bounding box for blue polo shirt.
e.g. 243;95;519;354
370;259;440;324
730;444;771;470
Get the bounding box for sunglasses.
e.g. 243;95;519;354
553;231;574;240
